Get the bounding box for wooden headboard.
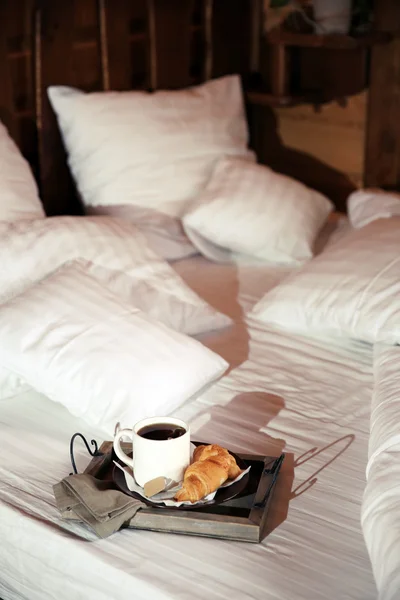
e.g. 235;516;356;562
1;0;265;216
3;0;389;215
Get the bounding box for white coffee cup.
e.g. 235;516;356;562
113;417;191;488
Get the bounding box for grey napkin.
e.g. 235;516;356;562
53;474;145;538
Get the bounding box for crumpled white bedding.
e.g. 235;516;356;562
361;343;400;600
362;448;400;600
367;344;400;475
0;248;377;600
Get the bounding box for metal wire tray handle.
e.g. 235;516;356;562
69;433;103;475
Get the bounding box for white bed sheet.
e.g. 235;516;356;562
0;225;377;600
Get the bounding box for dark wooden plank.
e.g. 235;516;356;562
211;0;252;78
0;0;38;172
73;0;102;92
102;0;133;90
36;0;82;215
364;0;400;189
128;0;149;89
102;0;148;91
299;47;367;104
0;0;17;137
149;0;195;89
210;0;255;172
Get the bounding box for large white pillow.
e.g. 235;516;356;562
182;157;333;264
0;216;231;400
0;263;228;435
348;188;400;229
252;217;400;344
0;121;45;221
47;76;255;260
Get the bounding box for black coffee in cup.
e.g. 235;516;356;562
137;423;186;441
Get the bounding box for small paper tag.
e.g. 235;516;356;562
143;477;167;498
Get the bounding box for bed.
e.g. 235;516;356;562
1;2;398;600
0;244;378;600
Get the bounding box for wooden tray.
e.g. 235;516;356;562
84;441;284;543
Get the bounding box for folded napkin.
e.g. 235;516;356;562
54;473;145;538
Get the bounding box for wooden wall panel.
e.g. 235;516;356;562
211;0;252;78
364;0;400;190
37;0;80;215
1;0;37;174
1;0;387;215
0;0;15;136
103;0;134;91
73;0;102;92
149;0;195;89
103;0;149;91
128;0;150;89
190;0;206;84
299;48;367;102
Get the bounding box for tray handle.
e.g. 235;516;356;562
254;454;284;509
69;432;103;475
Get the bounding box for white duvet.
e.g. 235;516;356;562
362;343;400;600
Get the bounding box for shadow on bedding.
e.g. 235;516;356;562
290;434;355;499
196;321;250;374
179;261;250;373
193;391;286;455
193;391;292;536
193;394;356;539
260;435;357;538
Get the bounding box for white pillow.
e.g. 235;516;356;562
182;157;333;264
0;121;45;221
252;217;400;344
0;263;228;435
47;76;255;260
86;204;196;262
0;216;231;400
348;189;400;229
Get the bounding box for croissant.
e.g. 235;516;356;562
174;444;242;503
